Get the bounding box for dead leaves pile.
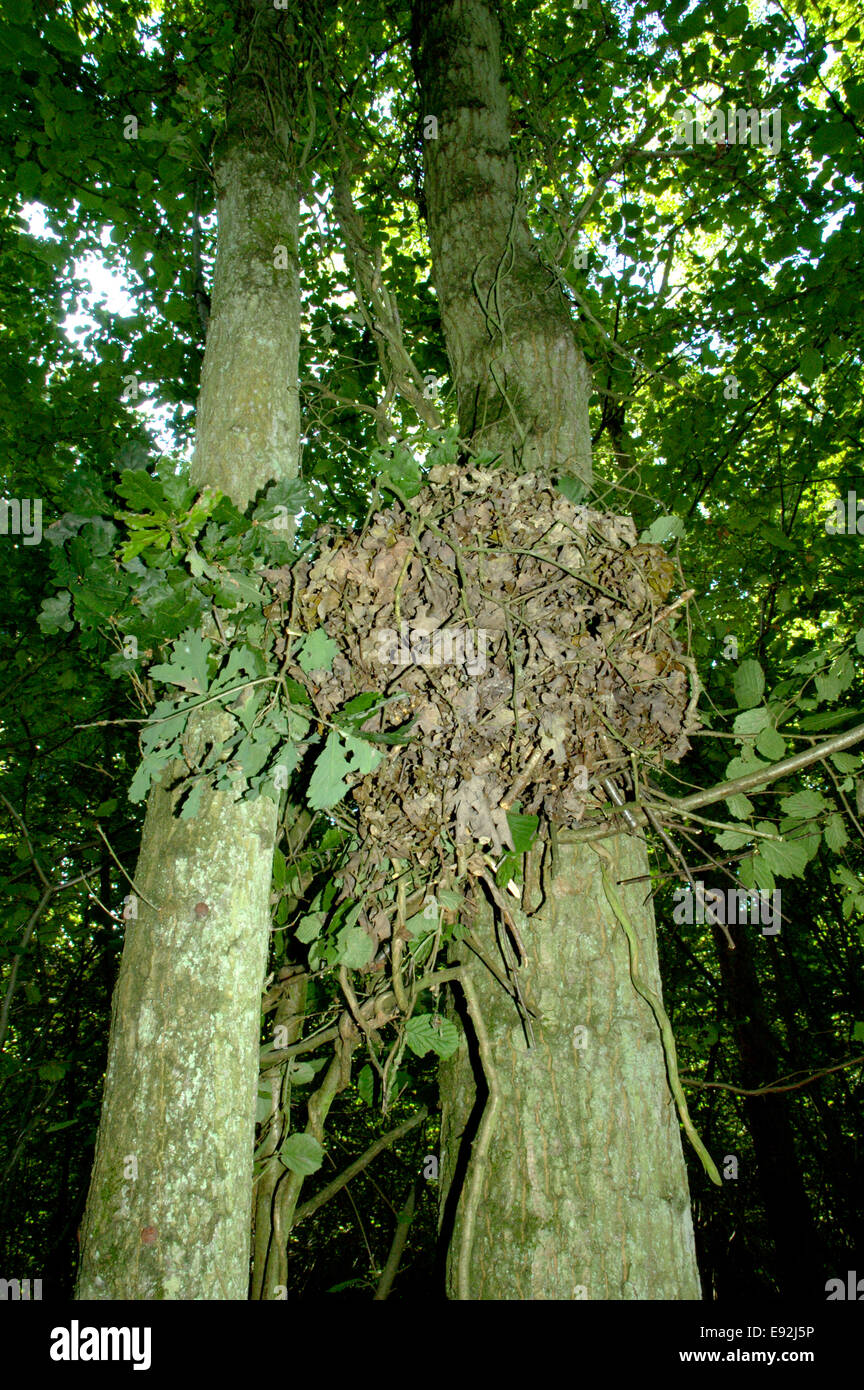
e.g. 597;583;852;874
287;465;699;867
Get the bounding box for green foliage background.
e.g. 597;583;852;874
1;0;863;1298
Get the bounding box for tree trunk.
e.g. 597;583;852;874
76;10;300;1300
412;0;702;1299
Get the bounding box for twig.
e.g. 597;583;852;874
373;1177;420;1300
93;822;160;911
681;1054;864;1097
560;719;864;844
457;974;501;1300
294;1107;428;1227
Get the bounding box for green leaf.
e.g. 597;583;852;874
38;1060;68;1082
38;591;74;633
557;476;590;505
179;780;207;821
756;726;787;760
759;836;811;879
307;732;352;810
149;628;211;693
816;654;854;703
797;710;864;732
495;851;522;888
506;810;539;854
272;847;287;891
280;1133;324;1176
733;707;770;736
117;469;167;512
824;814;849;852
738;854;776;894
375;445;423;499
639;515;684;544
296;911;325;943
342;731;383;777
296;628;339;674
831;752;861;773
404;1013;461;1059
798;347;822;384
336;920;374;968
357;1064;375;1105
779;790;828;818
733;659;765;710
714;823;755;850
725;752;768;780
725;793;753;819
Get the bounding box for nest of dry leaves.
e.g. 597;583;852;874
286;464;699;870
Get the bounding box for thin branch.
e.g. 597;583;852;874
559;719;864;845
681;1053;864;1097
293;1107;428;1227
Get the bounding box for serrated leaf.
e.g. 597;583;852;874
725;793;753;819
437;888;463;910
404;1013;460;1059
779;790;829;818
714;823;755;850
759;835;811;879
280;1133;324;1176
725;752;768;780
296;911;325;944
823;814;849;852
741;854;776;893
830;752;860;773
342;731;383;777
733;659;765;710
733;707;770;735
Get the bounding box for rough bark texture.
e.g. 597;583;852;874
413;0;702;1299
75;13;300;1300
441;837;701;1299
413;0;592;483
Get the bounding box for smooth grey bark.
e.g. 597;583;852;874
76;13;301;1301
412;0;702;1299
